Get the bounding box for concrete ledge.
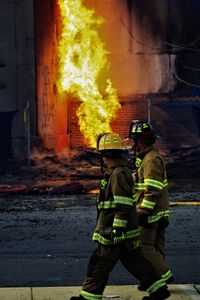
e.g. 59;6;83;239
0;287;31;300
0;285;199;300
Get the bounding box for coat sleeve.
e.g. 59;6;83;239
140;156;165;213
110;168;135;229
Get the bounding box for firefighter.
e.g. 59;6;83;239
129;120;174;291
70;132;170;300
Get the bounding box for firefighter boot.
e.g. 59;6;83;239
138;276;174;291
70;296;84;300
138;275;174;291
141;286;170;300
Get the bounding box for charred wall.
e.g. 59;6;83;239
70;0;200;150
33;0;76;154
35;0;70;153
129;0;200;92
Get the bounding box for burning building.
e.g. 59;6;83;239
0;0;200;173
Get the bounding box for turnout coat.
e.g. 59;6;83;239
92;157;140;246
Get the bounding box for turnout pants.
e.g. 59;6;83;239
140;222;172;281
81;239;165;298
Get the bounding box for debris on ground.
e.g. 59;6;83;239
0;145;200;195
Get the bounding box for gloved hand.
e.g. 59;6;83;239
138;213;149;227
159;217;169;228
111;229;125;244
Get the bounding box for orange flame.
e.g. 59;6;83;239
57;0;120;146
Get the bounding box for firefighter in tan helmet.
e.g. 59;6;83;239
70;132;170;300
129;120;174;291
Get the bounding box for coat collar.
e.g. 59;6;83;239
137;145;155;159
103;157;129;175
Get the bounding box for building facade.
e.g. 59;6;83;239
0;0;200;172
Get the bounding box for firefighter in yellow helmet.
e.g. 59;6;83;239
70;132;170;300
129;120;174;291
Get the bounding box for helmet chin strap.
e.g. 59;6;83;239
100;155;109;173
131;141;139;171
132;141;138;155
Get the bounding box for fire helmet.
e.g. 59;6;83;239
129;120;156;143
96;132;126;152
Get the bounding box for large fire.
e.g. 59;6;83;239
57;0;120;146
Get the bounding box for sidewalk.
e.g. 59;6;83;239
0;285;199;300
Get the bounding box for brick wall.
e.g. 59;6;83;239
69;95;200;152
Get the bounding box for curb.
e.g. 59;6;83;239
0;284;199;300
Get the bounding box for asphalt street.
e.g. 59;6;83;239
0;196;199;287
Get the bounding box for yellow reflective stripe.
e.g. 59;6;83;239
144;178;163;190
135;179;168;191
92;233;113;245
162;270;173;281
133;239;141;249
163;179;168;187
164;211;170;217
148;215;160;222
97;195;138;209
135;157;142;168
81;290;102;300
135;183;145;190
141;199;156;210
113;218;128;228
113;136;121;143
147;278;166;293
114;196;134;206
100;179;107;189
132;194;137;203
125;229;140;238
97;201;115;210
92;229;140;245
148;210;170;223
132;128;142;132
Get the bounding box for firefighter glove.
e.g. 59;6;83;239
159;217;169;228
111;229;125;244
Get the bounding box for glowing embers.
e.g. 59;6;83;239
57;0;120;146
